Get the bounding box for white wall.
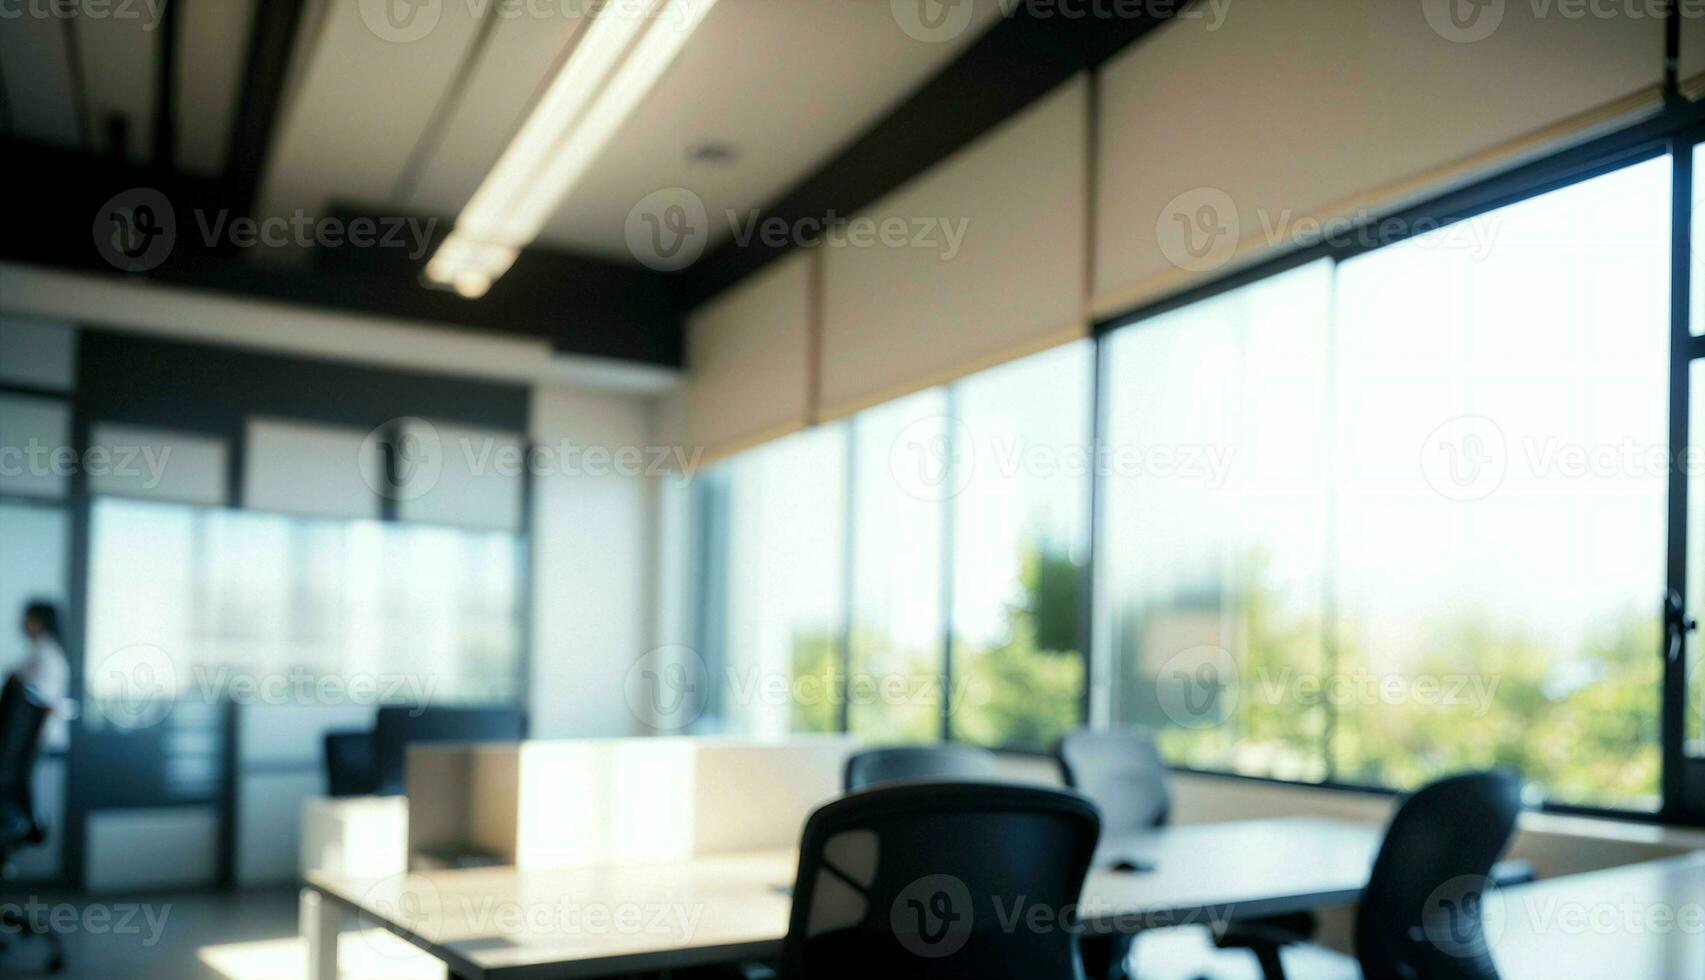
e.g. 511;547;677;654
528;384;660;738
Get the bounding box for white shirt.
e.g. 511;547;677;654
15;636;71;751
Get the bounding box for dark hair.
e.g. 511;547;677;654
23;601;60;640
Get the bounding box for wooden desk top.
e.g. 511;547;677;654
307;816;1384;978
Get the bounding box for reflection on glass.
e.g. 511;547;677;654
84;498;523;722
951;342;1091;750
706;426;847;736
849;390;949;744
1104;259;1333;782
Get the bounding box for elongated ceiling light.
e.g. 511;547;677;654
425;0;719;298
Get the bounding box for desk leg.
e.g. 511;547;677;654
300;888;340;980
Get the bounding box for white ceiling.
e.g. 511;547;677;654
4;0;1004;265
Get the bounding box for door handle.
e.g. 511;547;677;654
1666;589;1698;663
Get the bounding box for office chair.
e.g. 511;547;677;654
0;675;62;974
779;780;1100;980
1351;769;1522;980
843;744;998;793
1057;728;1317;980
323;729;378;797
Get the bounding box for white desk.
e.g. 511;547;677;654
1489;852;1705;979
303;816;1383;980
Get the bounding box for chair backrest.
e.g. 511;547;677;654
0;675;51;847
844;744;998;793
1355;770;1522;980
781;781;1099;980
1055;729;1170;835
323;729;377;797
371;706;527;796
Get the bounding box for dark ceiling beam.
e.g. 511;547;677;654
4;140;683;366
61;15;93;151
153;0;181;171
676;8;1174;308
225;0;311;215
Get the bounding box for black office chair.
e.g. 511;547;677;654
323;729;377;797
843;744;998;793
779;781;1100;980
1057;728;1317;980
0;675;62;974
1351;770;1522;980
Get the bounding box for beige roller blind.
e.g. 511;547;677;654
684;249;816;460
818;74;1089;420
1094;0;1667;318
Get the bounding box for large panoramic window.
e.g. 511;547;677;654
700;426;847;736
1327;158;1668;809
691;146;1679;815
1102;260;1334;782
1102;157;1671;811
847;390;951;743
950;342;1092;751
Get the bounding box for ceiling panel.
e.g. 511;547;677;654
0;15;83;148
537;0;1005;259
177;0;258;176
401;14;587;219
75;7;161;161
255;0;488;223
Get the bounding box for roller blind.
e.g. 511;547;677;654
684;250;815;461
818;74;1089;420
1094;0;1667;317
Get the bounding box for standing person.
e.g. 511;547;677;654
15;601;71;751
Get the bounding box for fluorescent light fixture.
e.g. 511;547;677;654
425;0;719;298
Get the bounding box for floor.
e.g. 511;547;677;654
0;885;444;980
